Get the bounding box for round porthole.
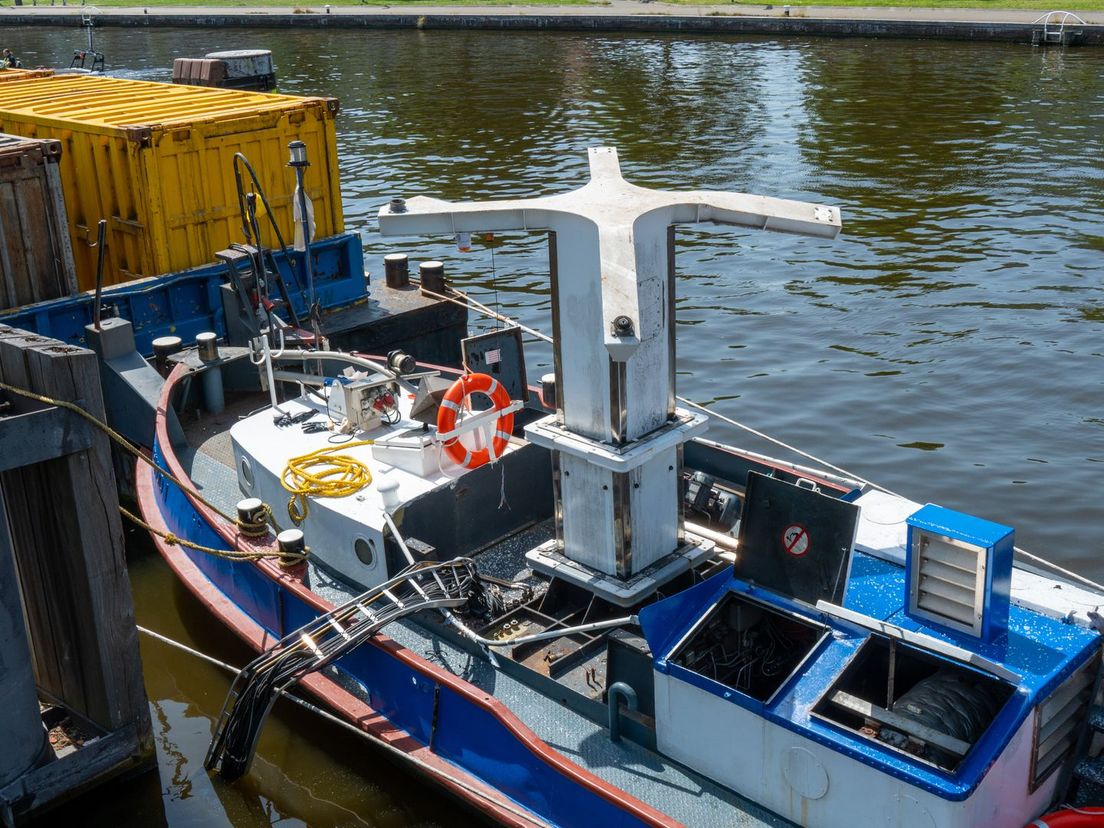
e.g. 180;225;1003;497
354;537;375;566
239;455;254;490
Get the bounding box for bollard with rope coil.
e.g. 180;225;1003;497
235;498;273;538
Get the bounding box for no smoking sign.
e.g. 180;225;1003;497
782;524;810;557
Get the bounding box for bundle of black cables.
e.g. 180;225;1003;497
206;558;481;781
209;646;319;781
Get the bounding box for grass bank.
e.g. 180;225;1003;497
677;0;1103;9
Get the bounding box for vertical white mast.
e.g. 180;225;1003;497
380;148;841;604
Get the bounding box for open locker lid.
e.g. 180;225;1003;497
733;472;860;606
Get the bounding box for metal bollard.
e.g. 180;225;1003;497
236;498;267;531
384;253;410;289
276;529;309;573
277;529;306;556
196;332;224;415
152;335;182;377
419;261;446;297
196;331;220;362
377;475;401;512
540;373;557;411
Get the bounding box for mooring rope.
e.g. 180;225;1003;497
120;506;306;566
0;380;236;519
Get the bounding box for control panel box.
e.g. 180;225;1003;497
326;373;399;433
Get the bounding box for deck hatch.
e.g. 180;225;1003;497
732;472;859;606
812;633;1015;773
669;591;829;705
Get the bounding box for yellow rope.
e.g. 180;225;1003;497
119;506;307;566
0;380;296;564
281;440;374;524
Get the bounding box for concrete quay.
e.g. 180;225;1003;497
0;3;1102;46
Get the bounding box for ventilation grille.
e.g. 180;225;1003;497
911;533;983;635
1031;655;1098;791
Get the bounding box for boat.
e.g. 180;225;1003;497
134;147;1104;827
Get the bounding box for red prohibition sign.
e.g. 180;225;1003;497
782;524;810;557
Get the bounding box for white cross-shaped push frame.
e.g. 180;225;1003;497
379;148;842;585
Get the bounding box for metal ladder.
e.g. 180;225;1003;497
205;558;480;780
1032;11;1087;45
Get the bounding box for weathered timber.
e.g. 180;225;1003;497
0;324;153;825
1;726;145;824
0;466;47;790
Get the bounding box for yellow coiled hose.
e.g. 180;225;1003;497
281;440;374;524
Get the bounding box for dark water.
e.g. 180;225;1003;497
11;25;1104;826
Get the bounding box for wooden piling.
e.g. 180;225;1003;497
0;325;153;826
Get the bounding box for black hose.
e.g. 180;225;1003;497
231;152;307;325
91;219;107;330
206;561;482;781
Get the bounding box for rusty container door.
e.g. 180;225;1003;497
0;133;77;311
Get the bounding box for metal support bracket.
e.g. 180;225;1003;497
527;534;716;607
525;409;708;471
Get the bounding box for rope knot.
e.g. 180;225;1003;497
277;545;310;570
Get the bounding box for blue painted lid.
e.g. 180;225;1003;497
907;503;1013;548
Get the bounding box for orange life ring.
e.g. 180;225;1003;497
436;373;514;469
1030;808;1104;827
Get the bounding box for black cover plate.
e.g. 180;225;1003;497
734;472;859;605
462;328;529;403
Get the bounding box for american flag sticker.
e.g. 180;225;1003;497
485;349;502;365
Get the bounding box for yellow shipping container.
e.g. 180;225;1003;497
0;75;343;290
0;68;55;84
